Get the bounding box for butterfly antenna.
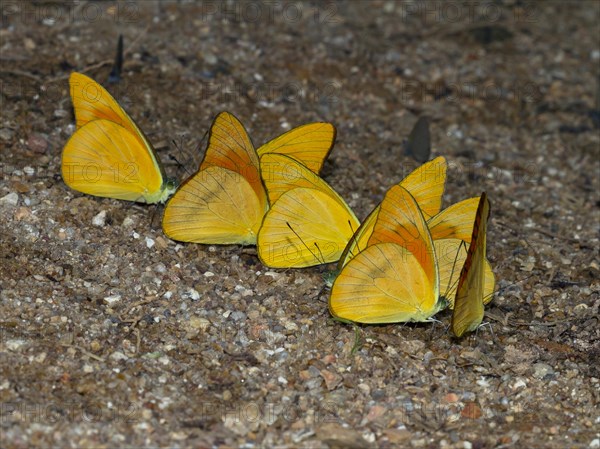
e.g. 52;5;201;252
108;35;124;84
426;316;444;341
313;242;326;266
170;132;204;178
342;219;361;260
286;222;325;265
169;142;193;177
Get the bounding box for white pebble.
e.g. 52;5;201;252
512;378;527;390
0;192;18;206
6;339;26;351
103;294;121;305
185;288;200;301
109;351;128;361
92;210;107;227
122;216;135;227
145;237;155;249
204;271;214;277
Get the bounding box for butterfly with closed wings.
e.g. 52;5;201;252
62;72;177;203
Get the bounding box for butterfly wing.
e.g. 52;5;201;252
338;156;448;268
257;122;335;174
329;185;441;323
258;154;359;267
367;185;439;296
67;72;174;202
70;72;134;129
162;166;264;244
451;193;491;337
62;119;175;203
162;113;267;244
70;72;155;156
257;187;359;268
399;156;447;220
199;112;266;207
337;205;379;270
435;238;495;309
260;153;333;205
329;243;437;323
428;197;480;243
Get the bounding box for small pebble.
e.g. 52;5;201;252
92;210;107;227
110;351;128;361
23;37;36;50
6;339;26;351
122;216;135;227
532;363;554;379
26;134;48;153
103;294;121;305
0;192;18;206
188;316;210;331
0;128;14;141
14;206;32;221
185;288;200;301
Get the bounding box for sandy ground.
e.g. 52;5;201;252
1;1;599;448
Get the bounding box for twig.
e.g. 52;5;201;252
60;343;106;362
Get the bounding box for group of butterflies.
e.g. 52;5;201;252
62;72;495;338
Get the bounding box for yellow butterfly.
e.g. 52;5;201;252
336;156;494;307
62;72;177;203
329;185;444;323
330;198;495;322
329;178;495;324
451;192;493;337
162;113;336;245
257;153;360;268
